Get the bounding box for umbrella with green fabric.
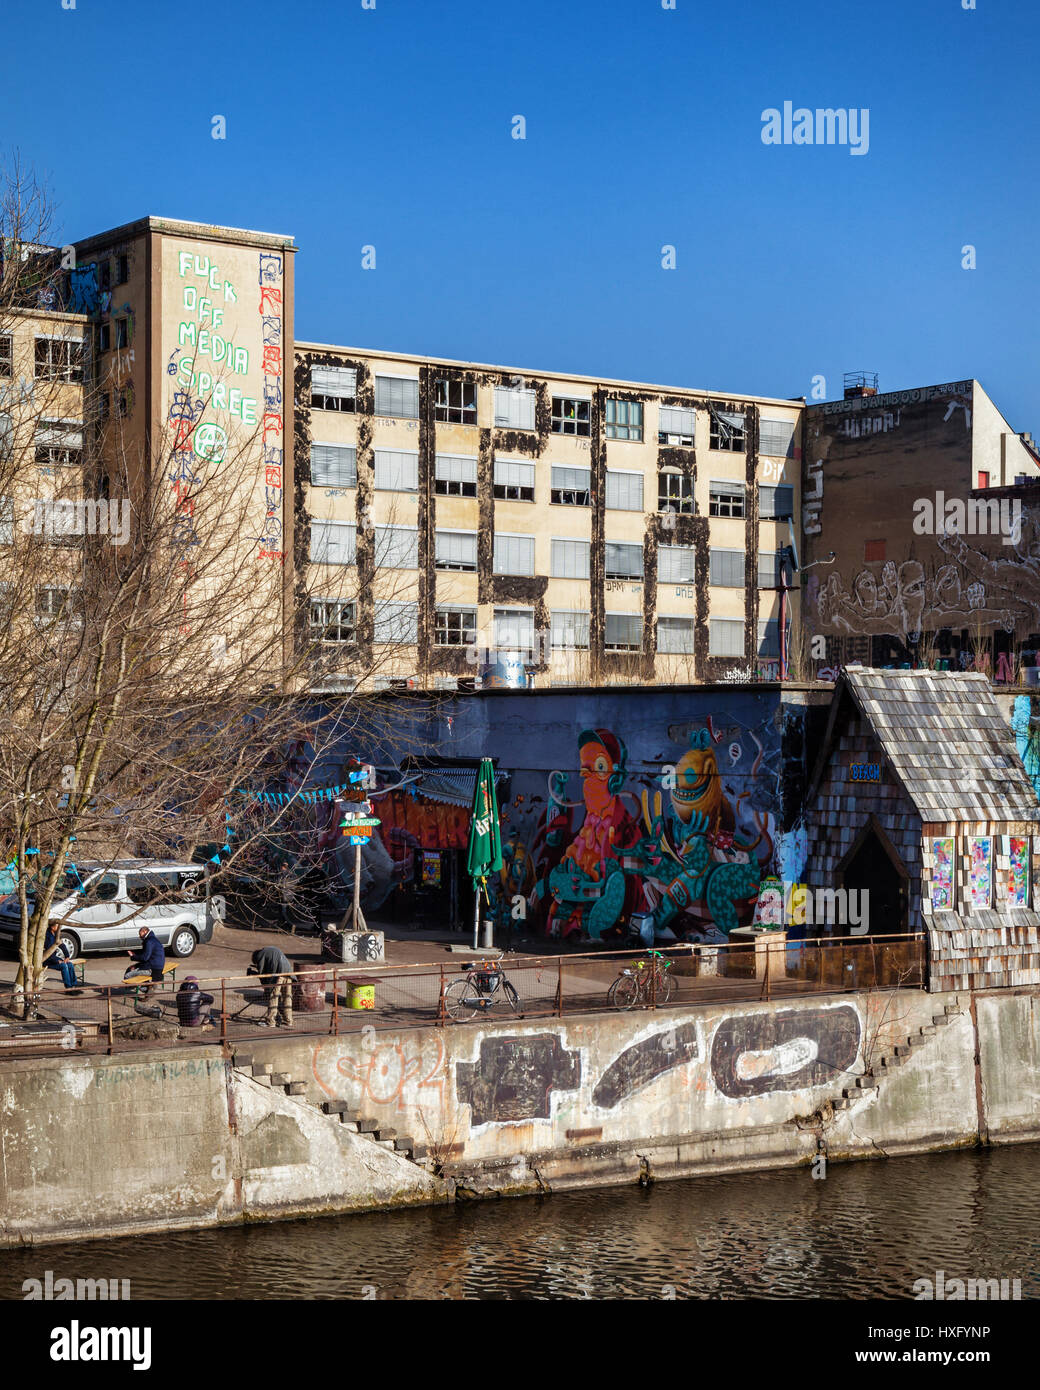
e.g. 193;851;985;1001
466;758;502;948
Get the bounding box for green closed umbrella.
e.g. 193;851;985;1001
466;758;502;947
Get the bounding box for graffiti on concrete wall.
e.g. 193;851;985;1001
591;1022;700;1109
709;1004;861;1098
312;1033;447;1116
455;1034;581;1126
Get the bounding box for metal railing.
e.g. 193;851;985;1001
0;932;926;1059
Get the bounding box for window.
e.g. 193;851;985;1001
493;458;535;502
658;405;696;445
709;480;745;517
98;392;110;422
117;387;130;418
606;470;643;511
373;600;418;644
659;545;695;584
551;396;591;436
0;414;10;463
709;618;744;657
435;530;477;571
493;533;535;576
758;551;780;589
36;586;80;620
115;255;129;286
605;399;643;441
493;386;536;431
758;619;780;659
435;454;477;497
375;525;418;569
436;378;477;425
551;538;590;579
115;318;129;350
658;616;695;654
375;375;419;419
658;470;693;513
310;444;357;488
977;471;990;488
34;337;83;383
374;448;418;492
710;409;745;451
97;260;112;293
605;613;642;651
551;610;590;649
864;539;886;563
435;606;477;646
0;334;10;376
310;520;356;566
759;484;793;519
309;599;357;644
550;465;591;506
98;323;111;353
35;420;84;467
710;549;744;587
493;608;535;652
605;541;644;580
311;365;356;412
0;497;12;545
759;419;795;458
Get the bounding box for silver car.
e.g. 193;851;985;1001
0;860;221;959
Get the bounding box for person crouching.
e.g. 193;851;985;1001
247;945;294;1028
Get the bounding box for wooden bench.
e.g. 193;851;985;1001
122;961;179;998
68;957;86;986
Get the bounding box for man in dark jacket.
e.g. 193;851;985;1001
248;945;294;1027
176;976;215;1028
127;926;166;998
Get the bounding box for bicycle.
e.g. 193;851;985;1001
443;960;521;1020
607;949;675;1010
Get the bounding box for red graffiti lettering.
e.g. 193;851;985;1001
259;286;282;315
261;345;282;376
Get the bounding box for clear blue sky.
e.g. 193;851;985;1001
7;0;1039;425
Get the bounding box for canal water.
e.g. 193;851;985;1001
1;1145;1037;1300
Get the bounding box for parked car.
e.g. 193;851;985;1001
0;860;218;959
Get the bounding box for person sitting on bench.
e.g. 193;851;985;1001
43;924;80;994
126;926;166;999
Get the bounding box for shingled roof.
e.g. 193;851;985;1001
828;668;1040;821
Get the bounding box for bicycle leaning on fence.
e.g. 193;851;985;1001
443;959;521;1020
607;949;675;1010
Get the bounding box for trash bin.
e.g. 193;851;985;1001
345;979;375;1010
292;964;326;1012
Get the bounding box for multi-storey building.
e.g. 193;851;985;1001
295;344;804;690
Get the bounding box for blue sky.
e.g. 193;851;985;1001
8;0;1039;424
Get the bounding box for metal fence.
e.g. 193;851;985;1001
0;932;926;1059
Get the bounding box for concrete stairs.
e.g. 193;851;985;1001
231;1050;434;1170
831;1001;961;1112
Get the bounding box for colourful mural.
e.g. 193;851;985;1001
930;838;954;910
970;837;992;909
1008;837;1029;908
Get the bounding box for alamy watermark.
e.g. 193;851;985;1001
23;1271;130;1300
761;101;869;156
913;492;1021;546
912;1269;1021;1301
757;882;869;933
28;498;130;545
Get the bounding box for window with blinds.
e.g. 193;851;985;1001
759;418;795;458
493;458;535;501
550;465;591;506
710;549;744;587
759;484;794;519
758;619;780;658
606;542;644;580
311;365;356;411
551;610;590;649
606;470;644;511
493;533;535;576
435;454;478;497
605;399;643;440
310;443;357;488
375;526;418;570
494;386;536;430
493;608;535;651
435;530;478;571
658;470;693;513
551;538;590;579
658;545;695;584
310;519;356;566
709;618;744;656
373;600;418;645
375;376;419;419
709;480;745;517
757;550;780;588
374;449;419;491
658;616;695;654
605;613;642;650
658;405;696;444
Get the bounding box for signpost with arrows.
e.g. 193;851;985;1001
338;759;378;933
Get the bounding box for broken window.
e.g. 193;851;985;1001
605;541;643;581
435;454;477;497
709;480;745;518
605;398;643;441
309;599;357;644
605;612;642;651
34;336;83;383
658;470;693;514
311;365;357;412
98;323;111;353
310;444;357;488
658;405;696;445
435;606;477;646
493;458;535;502
436;378;477;425
551;538;590;579
435;530;478;571
0;335;10;376
710;408;746;451
35;420;84;468
550;465;591;506
115;318;129;350
551;396;591;436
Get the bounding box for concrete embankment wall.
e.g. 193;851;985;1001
1;987;1037;1247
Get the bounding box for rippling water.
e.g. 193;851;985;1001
2;1146;1038;1300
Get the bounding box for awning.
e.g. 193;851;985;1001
395;766;508;807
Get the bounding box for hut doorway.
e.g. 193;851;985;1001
838;817;909;935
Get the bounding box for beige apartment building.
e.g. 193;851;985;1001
297;345;804;691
